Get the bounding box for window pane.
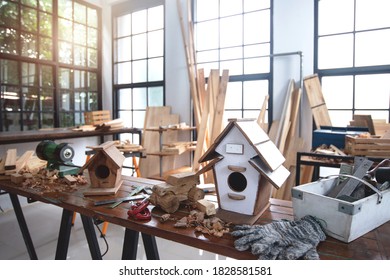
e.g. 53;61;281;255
60;91;71;110
355;74;390;109
39;0;53;13
74;45;87;66
196;0;218;21
148;5;163;31
59;18;73;41
220;60;242;76
40;12;52;36
132;59;147;83
2;112;20;131
59;68;71;88
318;0;354;35
132;33;147;59
148;86;163;106
74;2;86;24
88;27;97;48
39;37;52;60
1;59;19;84
132;10;146;34
356;0;390;30
74;23;87;46
116;62;132;84
0;28;18;55
244;57;269;74
244;43;270;58
118;88;132;110
21;33;37;58
87;48;97;68
59;41;72;64
88;72;97;91
133;111;145;128
0;1;19;28
225;82;242;110
148;57;163;81
322;76;353;109
244;10;270;44
244;0;270;12
197;50;219;63
88;7;98;28
22;87;38;111
58;0;72;19
21;6;37;32
41;112;54;128
243;80;268;109
41;89;53;110
117;14;131;37
355;29;390;67
88;92;98;111
148;30;163;57
2;86;20;111
196;20;219;51
119;110;132;127
220;15;242;48
220;0;242;17
41;65;53;87
133;88;147;109
318;34;353;69
220;47;242;61
22;63;37;86
329;111;353;127
74;70;85;89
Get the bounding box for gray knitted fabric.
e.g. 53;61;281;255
231;215;326;260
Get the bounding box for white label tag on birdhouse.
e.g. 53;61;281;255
225;143;244;154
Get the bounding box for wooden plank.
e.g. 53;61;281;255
4;149;17;170
277;79;294;152
284;88;302;155
14;150;34;173
303;74;332;129
257;94;269;131
211;69;229;143
207;69;220;143
353;114;376;135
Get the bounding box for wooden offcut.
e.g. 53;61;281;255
303;74;332;129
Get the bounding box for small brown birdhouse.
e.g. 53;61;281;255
81;141;125;196
198;119;290;224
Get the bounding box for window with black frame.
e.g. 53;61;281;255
194;0;272;123
112;3;165;142
0;0;101;131
315;0;390;127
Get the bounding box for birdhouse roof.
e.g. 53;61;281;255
198;119;289;189
79;141;125;172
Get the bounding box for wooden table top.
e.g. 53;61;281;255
1;176;389;260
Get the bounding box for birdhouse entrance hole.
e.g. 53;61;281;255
95;165;110;179
228;172;247;192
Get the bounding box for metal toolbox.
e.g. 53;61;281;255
292;177;390;243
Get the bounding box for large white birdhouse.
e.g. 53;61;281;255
199;119;290;224
81;141;125;196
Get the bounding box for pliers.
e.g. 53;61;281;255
127;197;151;221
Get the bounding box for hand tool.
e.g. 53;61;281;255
127;196;151;221
107;185;145;208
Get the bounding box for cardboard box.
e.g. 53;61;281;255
292;177;390;243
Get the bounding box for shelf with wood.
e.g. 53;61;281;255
145;125;196;177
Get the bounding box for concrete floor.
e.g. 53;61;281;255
0;198;231;260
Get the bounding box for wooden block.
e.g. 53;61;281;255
64;174;77;185
196;199;216;216
15;150;34;173
11;173;24;185
4;149;17;170
166;171;199;187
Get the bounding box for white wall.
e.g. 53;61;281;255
273;0;314;150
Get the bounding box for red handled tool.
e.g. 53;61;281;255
127;196;151;221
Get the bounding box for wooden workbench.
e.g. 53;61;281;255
0;176;389;260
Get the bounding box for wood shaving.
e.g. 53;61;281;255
173;210;231;238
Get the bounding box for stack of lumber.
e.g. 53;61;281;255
270;79;304;200
0;149;47;179
177;0;230;180
162;141;196;155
